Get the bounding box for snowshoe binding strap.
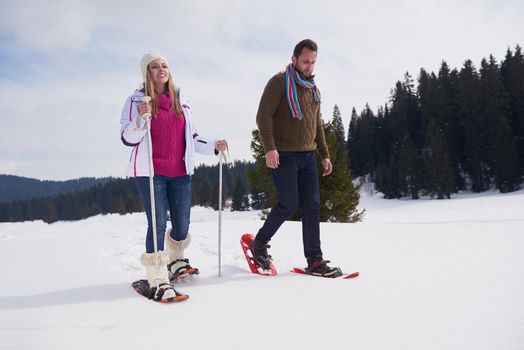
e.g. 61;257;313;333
168;259;199;280
250;239;273;270
148;283;172;301
306;259;343;278
150;283;188;303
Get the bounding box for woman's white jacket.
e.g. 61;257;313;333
120;89;216;177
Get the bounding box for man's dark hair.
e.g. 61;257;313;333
293;39;318;58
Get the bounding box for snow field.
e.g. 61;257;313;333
1;190;523;349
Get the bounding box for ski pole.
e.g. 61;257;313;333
217;146;229;277
143;95;159;289
218;150;223;277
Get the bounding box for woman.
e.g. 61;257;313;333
120;52;227;301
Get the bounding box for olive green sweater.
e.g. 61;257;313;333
256;72;330;160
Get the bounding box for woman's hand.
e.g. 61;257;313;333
139;101;152;118
215;139;228;152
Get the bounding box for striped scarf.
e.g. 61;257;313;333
285;64;321;120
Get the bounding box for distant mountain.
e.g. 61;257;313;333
0;175;114;203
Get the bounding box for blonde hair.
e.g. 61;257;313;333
143;68;182;117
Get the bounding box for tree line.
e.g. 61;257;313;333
1;116;364;224
347;45;524;198
0;163;256;223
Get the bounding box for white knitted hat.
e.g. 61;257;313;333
140;52;168;82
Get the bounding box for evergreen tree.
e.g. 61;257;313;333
389;73;422;147
347;107;362;176
501;45;524;181
386;73;423;198
479;55;520;192
390;72;422;148
418;69;456;197
331;105;346;162
423;119;454;198
193;176;213;207
438;61;465;190
457;60;489;191
347;105;378;178
375;160;401;199
242;191;250;211
396;132;421;199
246;129;275;210
389;80;409;144
232;175;248;211
42;201;58;223
249;188;267;210
319;118;363;222
374;105;394;177
210;183;222;210
373;105;400;199
492;117;521;192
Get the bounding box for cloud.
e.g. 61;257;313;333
0;0;523;179
0;0;95;53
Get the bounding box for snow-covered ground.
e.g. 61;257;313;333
1;190;524;350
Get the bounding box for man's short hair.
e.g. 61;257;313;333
293;39;318;58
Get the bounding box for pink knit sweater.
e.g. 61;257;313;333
150;93;187;177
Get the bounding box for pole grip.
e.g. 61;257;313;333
141;96;152;119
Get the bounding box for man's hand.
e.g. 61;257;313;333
322;158;332;176
265;150;279;169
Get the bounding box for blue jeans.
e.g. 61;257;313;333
256;151;322;260
135;175;191;253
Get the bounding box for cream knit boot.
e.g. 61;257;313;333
141;250;178;301
166;231;198;279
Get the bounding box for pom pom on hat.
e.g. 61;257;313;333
140;52;168;82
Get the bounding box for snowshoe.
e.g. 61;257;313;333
131;279;189;303
240;233;277;276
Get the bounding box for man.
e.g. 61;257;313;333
251;39;341;277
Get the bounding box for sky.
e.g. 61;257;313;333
0;0;522;180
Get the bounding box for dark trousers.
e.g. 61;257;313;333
256;151;322;260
